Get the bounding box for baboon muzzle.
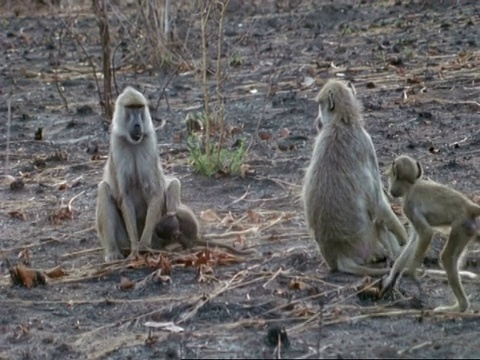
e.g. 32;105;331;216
131;124;142;141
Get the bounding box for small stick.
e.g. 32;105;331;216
6;97;11;172
61;247;103;259
262;267;284;289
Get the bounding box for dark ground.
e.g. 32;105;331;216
0;0;480;359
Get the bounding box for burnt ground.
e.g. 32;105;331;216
0;0;480;358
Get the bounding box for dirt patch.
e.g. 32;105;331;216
0;1;479;359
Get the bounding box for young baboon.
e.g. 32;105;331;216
96;86;166;262
302;79;408;276
381;155;480;312
153;177;255;256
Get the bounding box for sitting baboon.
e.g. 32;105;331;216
381;155;480;312
302;79;408;276
96;86;166;262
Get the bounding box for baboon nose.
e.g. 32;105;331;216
134;124;141;132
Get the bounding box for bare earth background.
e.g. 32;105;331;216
0;0;480;358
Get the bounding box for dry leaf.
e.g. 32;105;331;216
9;264;46;288
174;254;197;267
291;303;316;317
146;254;171;275
50;207;73;225
258;131;272;141
45;266;68;278
289;278;310;291
58;182;68;191
119;276;135;290
279;128;291;138
211;249;244;265
144;321;184;333
8;210;26;220
200;209;221;222
194;250;211;267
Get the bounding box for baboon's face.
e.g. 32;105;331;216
388;179;403;198
125;105;146;144
387;163;406;198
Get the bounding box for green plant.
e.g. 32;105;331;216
189;0;250;178
187;135;246;177
229;53;243;67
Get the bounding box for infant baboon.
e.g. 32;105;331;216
153;177;255;256
381;155;480;312
302;79;408;276
96;86;166;262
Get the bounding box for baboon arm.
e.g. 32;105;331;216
383;206;409;246
381;231;418;295
406;212;434;274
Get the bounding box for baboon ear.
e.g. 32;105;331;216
327;90;335;111
416;161;423;179
346;81;356;95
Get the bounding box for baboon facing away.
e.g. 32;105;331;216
96;86;166;262
153;177;255;256
381;155;480;312
302;79;408;276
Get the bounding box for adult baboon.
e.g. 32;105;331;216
96;86;165;262
302;79;408;276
